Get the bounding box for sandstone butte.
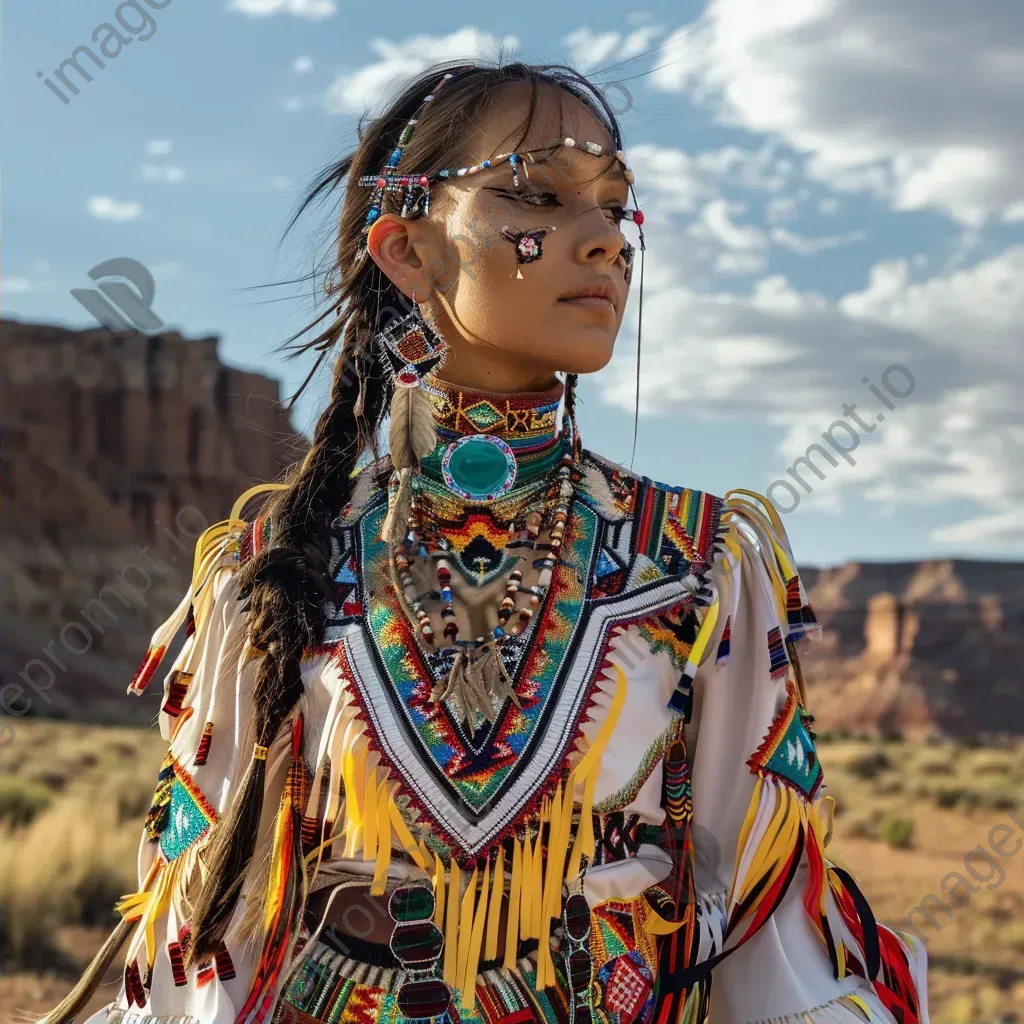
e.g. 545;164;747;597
2;317;1021;740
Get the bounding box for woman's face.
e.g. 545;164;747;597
371;83;636;389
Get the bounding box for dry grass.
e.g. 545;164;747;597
0;717;166;1015
2;721;1024;1022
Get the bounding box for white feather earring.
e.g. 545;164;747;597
375;303;447;547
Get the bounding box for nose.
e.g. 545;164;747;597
572;205;627;268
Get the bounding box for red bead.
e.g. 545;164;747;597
632;210;644;226
419;175;429;185
376;177;387;187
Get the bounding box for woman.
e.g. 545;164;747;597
48;60;928;1024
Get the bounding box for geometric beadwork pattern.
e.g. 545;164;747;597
158;760;219;862
747;682;823;801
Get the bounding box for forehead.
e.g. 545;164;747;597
466;82;625;185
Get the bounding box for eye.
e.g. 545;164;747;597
604;205;628;224
492;187;560;208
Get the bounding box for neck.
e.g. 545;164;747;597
429;348;559;394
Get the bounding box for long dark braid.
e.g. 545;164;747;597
184;336;385;964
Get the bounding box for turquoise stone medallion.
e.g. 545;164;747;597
441;433;517;501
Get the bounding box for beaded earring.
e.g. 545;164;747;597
376;306;448;547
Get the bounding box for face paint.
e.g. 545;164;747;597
500;224;558;278
620;240;635;286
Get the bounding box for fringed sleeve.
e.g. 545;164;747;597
80;485;304;1024
681;489;929;1024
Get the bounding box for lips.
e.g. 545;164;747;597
559;295;617;314
558;280;620;315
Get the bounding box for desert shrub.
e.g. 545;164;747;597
0;774;54;827
0;791;139;970
880;815;915;849
875;773;905;795
968;754;1014;777
846;817;878;840
933;785;969;809
847;749;893;780
986;792;1022;812
915;758;955;777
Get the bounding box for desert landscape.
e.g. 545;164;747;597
2;320;1022;1023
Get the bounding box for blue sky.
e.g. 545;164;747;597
6;0;1024;566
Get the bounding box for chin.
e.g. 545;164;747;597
554;336;617;375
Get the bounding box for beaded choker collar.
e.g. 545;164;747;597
418;376;568;498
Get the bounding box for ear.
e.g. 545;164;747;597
366;213;450;305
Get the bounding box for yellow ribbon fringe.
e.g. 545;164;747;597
301;660;630;998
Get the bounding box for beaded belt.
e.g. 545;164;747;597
279;933;548;1024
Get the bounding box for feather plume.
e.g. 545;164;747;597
381;467;414;547
382;382;438;546
389;383;438;470
430;650;463;704
463;657;494;723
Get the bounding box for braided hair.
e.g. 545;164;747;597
184;57;628;966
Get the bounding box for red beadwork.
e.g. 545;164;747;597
633;209;644;225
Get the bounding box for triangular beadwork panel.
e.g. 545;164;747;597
747;682;823;801
158;761;219;862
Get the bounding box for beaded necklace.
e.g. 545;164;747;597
388;376;579;723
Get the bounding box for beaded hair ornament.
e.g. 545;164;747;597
354;71;646;271
357;70;647;723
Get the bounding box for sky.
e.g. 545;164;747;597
5;0;1024;567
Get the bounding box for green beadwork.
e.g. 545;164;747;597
464;400;505;430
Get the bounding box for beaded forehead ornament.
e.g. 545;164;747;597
354;71;646;267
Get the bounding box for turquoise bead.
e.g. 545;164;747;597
447;437;511;496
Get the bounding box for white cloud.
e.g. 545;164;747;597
87;196;142;221
561;25;665;71
293;56;314;74
769;225;867;255
323;29;520;116
651;0;1024;225
601;212;1024;548
3;263;57;295
715;251;766;275
145;139;172;156
626;144;717;214
690;198;765;251
141;164;185;183
227;0;336;18
765;195;798;223
693;142;790;192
